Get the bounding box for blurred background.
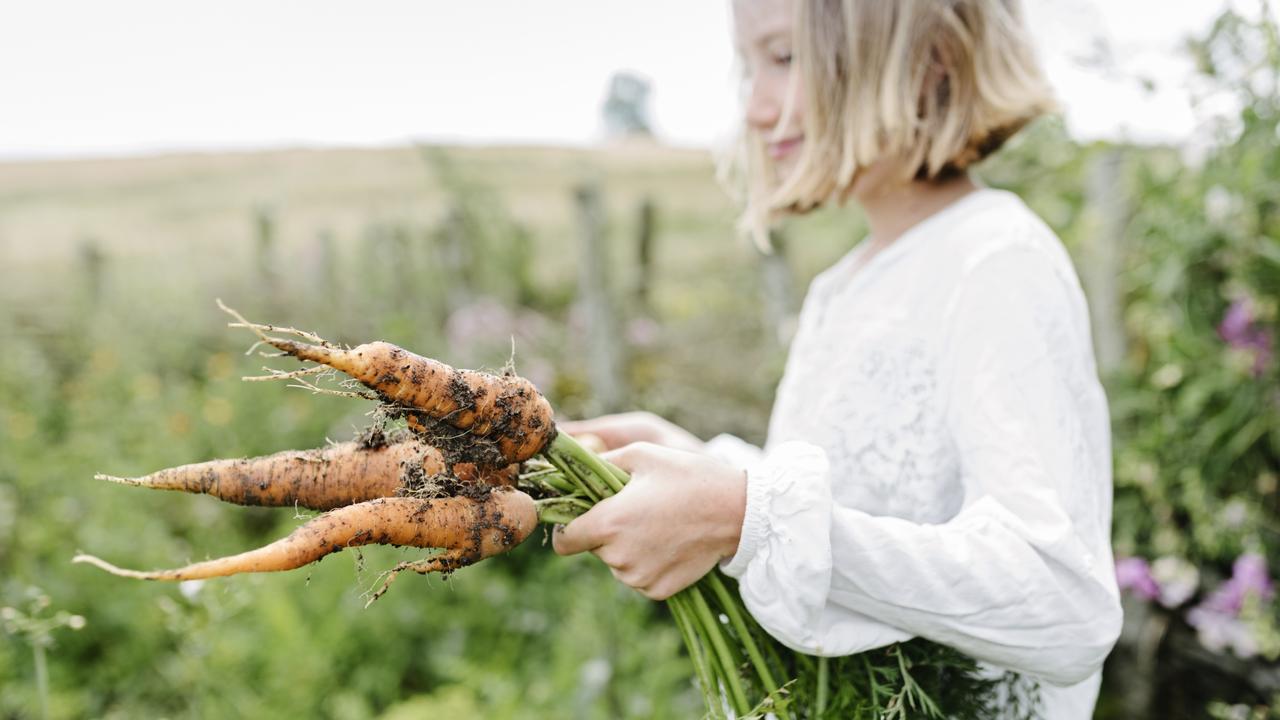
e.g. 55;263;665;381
0;1;1277;718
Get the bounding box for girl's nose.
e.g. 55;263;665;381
745;77;780;133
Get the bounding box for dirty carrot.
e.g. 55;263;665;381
219;301;556;467
95;436;516;512
73;489;537;581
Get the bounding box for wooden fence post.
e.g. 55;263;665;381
77;238;106;306
252;205;283;311
505;223;535;307
575;181;626;414
634;197;656;313
1081;148;1128;375
314;228;338;292
388;222;413;311
253;205;277;285
310;227;342;323
439;204;473;314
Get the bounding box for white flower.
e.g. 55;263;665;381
1151;364;1184;389
579;658;612;691
1205;185;1233;224
1219;498;1249;529
1151;556;1200;608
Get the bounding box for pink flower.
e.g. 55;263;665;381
1204;553;1275;615
445;297;552;361
1186;605;1260;659
1116;557;1161;601
626;317;661;347
1219;299;1254;344
1186;553;1275;659
1218;298;1274;377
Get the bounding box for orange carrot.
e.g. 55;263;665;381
276;345;550;461
219;302;556;467
96;438;518;511
72;489;537;581
288;340;552;464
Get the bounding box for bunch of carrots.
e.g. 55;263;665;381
77;302;1010;719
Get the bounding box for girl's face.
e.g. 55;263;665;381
734;0;804;177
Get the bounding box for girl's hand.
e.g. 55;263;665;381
551;442;747;600
559;411;706;454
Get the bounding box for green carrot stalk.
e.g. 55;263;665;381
816;655;830;717
668;594;727;720
705;572;789;719
688;586;750;716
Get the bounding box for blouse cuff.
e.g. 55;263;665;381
720;459;770;578
703;433;765;469
720;441;829;578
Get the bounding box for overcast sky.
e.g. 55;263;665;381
0;0;1266;160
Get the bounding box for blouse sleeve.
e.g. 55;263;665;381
720;245;1123;687
703;433;766;469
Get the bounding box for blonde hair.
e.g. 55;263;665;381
724;0;1057;245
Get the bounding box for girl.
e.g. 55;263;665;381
553;0;1123;716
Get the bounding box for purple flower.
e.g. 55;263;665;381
1218;298;1274;376
1186;605;1260;659
1187;553;1275;659
626;317;661;347
1205;553;1275;615
1219;299;1255;344
1234;554;1273;593
445;296;551;359
1116;557;1161;601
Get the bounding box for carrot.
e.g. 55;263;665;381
72;488;537;582
98;440;411;510
95;436;517;511
219;301;555;467
286;340;552;465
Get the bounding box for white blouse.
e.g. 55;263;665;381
708;188;1123;719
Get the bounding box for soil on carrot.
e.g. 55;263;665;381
390;401;555;471
355;424;391;450
395;462;494;503
393;407;511;469
353;422;414;451
462;496;519;562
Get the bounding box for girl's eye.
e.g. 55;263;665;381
773;52;792;67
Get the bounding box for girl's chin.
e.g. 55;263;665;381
772;156;800;183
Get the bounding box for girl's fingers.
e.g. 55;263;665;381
600;444;644;473
592;427;652;450
561;412;666;450
551;502;612;556
559;422;630;450
565;431;609;453
601;442;668;474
